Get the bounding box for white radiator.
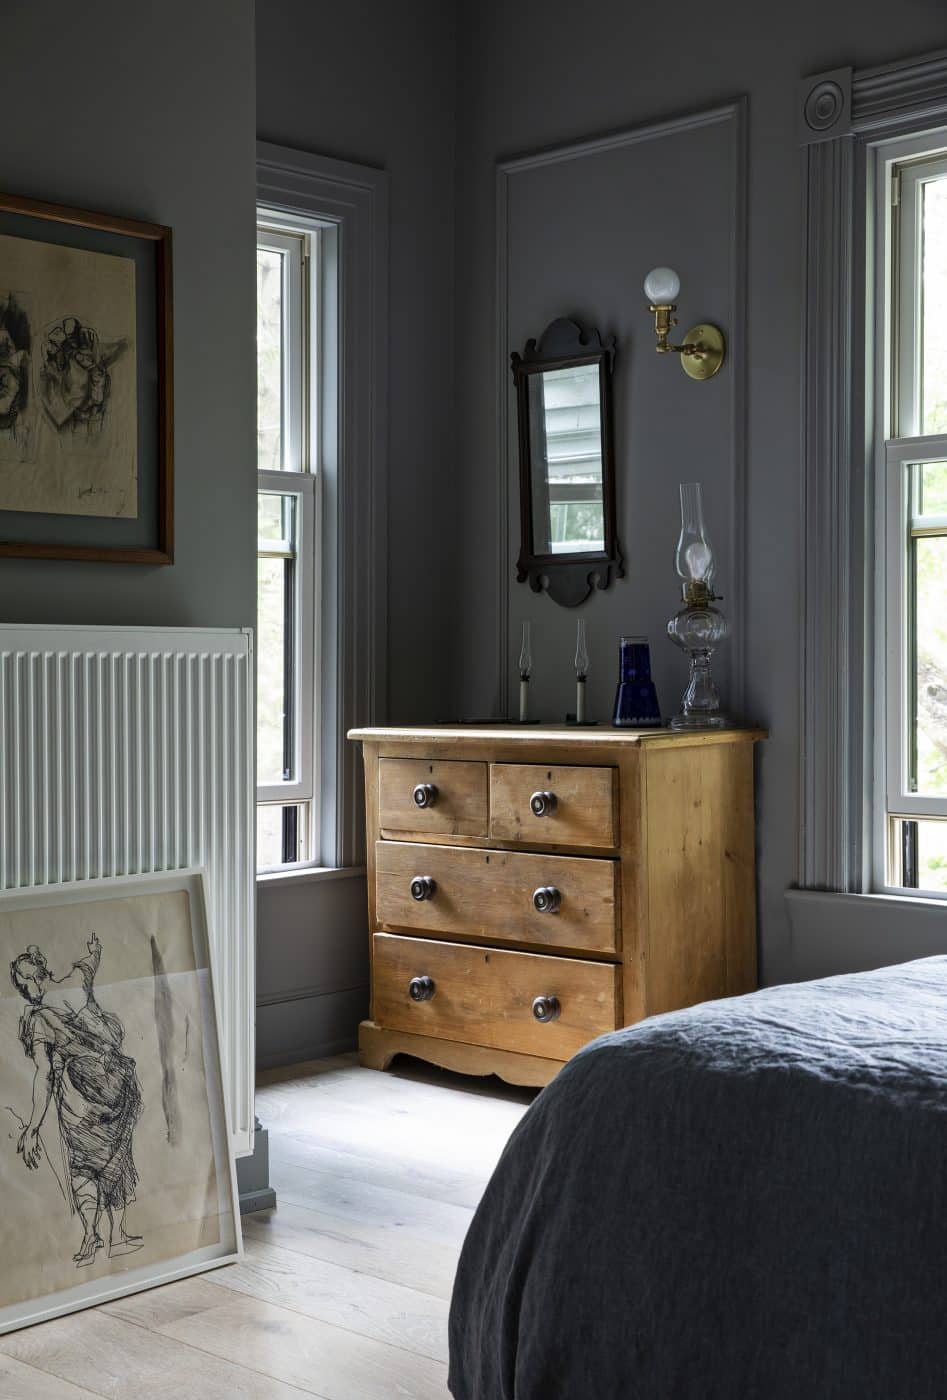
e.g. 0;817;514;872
0;624;255;1157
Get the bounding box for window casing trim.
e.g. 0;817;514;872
869;130;947;899
800;48;947;896
257;142;389;871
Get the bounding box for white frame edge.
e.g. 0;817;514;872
0;867;242;1337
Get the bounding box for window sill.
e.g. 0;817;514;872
257;864;367;889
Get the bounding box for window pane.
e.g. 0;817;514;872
917;460;947;517
257;556;287;784
258;492;286;544
257;247;283;470
257;804;286;869
917;819;947;891
257;803;307;871
922;177;947;434
913;531;947;795
889;817;947;892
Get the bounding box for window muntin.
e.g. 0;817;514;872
878;142;947;894
256;218;319;872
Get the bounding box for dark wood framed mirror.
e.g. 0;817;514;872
511;317;623;607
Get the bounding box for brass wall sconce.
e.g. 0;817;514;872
643;266;726;381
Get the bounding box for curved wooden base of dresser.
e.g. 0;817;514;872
358;1020;563;1088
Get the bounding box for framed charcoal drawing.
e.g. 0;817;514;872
0;191;172;564
0;870;240;1335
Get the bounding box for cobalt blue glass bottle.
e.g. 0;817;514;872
611;636;661;728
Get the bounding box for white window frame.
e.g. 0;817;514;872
256;217;321;866
256;142;388;875
872;132;947;897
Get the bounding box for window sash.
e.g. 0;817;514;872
873;133;947;896
256;226;307;474
255;214;322;869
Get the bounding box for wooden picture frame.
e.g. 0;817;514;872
0;191;173;564
0;869;241;1336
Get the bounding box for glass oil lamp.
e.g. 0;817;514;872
666;482;729;729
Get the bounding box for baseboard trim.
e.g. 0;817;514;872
255;984;368;1070
239;1186;277;1215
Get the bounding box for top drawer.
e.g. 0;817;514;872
490;763;618;849
379;758;488;837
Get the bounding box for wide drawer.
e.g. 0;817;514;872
378;758;488;837
375;841;619;955
372;932;618;1060
490;762;618;849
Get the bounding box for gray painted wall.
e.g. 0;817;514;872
0;1;257;632
257;0;458;727
453;1;947;987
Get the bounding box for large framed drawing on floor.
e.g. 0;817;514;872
0;870;240;1335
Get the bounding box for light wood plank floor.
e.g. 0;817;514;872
0;1053;535;1399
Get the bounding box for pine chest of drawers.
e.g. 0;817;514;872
348;724;763;1087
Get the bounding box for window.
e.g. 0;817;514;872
256;218;319;870
877;141;947;894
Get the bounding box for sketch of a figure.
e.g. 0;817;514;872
9;935;143;1266
0;293;31;446
38;316;128;439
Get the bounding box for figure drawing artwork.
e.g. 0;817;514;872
0;233;137;519
0;872;240;1334
10;933;144;1268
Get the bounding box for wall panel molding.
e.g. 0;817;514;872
495;102;748;714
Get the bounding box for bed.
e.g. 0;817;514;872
448;957;947;1399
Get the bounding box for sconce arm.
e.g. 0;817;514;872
649;304;726;381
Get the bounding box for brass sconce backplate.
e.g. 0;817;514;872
681;323;726;381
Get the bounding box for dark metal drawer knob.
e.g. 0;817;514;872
533;885;562;914
532;994;561;1023
410;875;437;902
413;782;438;809
409;975;436;1002
530;789;558;818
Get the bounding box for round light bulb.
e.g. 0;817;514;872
643;266;680;305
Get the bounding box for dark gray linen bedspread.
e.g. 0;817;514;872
448;957;947;1400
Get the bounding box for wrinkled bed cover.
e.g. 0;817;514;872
448;957;947;1399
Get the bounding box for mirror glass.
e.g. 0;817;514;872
527;363;604;556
